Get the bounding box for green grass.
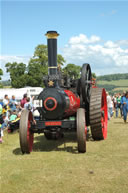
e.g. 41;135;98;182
113;87;128;91
97;79;128;87
1;117;128;193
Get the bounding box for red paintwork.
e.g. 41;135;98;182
85;126;87;135
45;121;62;126
44;97;57;111
64;90;80;116
27;112;34;152
101;88;108;139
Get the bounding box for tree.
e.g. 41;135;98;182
92;73;96;79
63;63;81;79
57;54;66;67
27;44;66;86
33;44;48;66
0;68;3;80
27;58;48;87
5;62;27;88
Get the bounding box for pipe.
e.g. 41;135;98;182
45;31;59;76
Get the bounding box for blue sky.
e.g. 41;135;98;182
0;0;128;80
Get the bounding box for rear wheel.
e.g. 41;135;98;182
77;108;86;153
19;109;34;154
90;88;108;140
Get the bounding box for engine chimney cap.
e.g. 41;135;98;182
45;31;59;39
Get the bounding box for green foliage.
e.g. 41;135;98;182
33;44;48;66
27;45;48;87
0;84;3;88
57;54;66;67
97;79;128;87
27;59;48;87
97;73;128;81
97;84;117;95
92;72;96;79
5;62;27;88
63;63;81;79
27;44;65;87
97;79;128;95
0;68;3;80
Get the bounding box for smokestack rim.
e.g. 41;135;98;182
45;31;59;39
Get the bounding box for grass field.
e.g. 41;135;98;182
97;79;128;87
0;117;128;193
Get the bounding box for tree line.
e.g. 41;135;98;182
97;73;128;81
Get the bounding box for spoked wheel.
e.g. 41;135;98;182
90;88;108;140
19;109;34;154
81;63;92;104
77;108;86;153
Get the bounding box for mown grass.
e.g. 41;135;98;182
97;79;128;87
113;87;128;91
0;117;128;193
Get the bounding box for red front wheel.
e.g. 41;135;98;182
19;110;34;154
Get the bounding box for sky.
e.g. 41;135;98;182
0;0;128;80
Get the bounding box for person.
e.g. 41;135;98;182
20;94;27;108
24;97;33;110
115;93;121;117
106;92;113;120
120;92;126;117
3;94;10;120
8;110;20;133
0;104;4;143
121;91;128;123
9;95;18;112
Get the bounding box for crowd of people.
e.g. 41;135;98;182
107;91;128;123
0;94;34;143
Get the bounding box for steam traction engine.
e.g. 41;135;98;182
19;31;108;154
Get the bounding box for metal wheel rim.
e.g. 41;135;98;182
19;110;34;153
77;108;86;153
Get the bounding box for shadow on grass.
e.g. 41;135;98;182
13;132;93;155
34;132;78;154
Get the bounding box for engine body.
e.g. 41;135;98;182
38;88;80;120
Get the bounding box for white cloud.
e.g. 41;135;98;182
69;34;101;44
0;55;31;80
62;34;128;75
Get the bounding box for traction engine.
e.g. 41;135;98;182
19;31;108;154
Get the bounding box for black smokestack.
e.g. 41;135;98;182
45;31;59;75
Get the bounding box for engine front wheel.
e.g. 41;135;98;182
19;110;34;154
77;108;86;153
